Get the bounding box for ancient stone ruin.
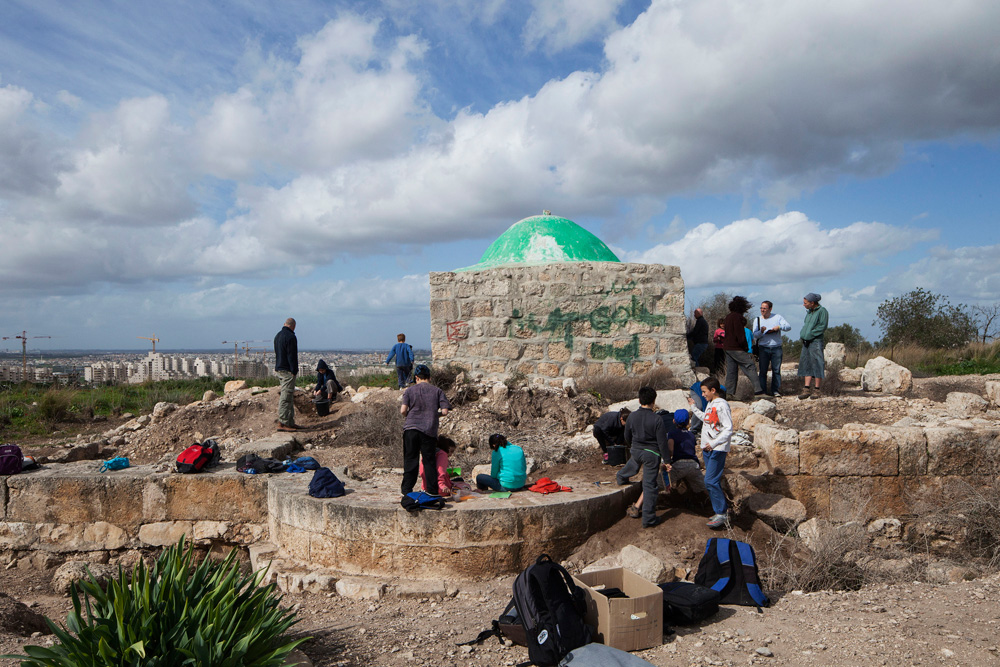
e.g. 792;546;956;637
429;213;695;386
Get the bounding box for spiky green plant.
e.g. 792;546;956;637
2;537;307;666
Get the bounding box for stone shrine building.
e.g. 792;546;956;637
429;213;694;385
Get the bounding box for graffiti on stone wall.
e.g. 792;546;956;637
446;320;470;342
507;295;665;354
589;335;640;369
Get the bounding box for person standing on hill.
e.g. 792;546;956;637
687;308;709;365
400;364;451;497
798;293;829;400
385;333;414;389
616;386;670;529
752;300;792;396
273;318;300;431
722;296;764;397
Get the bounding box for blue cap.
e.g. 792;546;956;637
673;409;689;424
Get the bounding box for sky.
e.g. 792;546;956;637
2;0;999;353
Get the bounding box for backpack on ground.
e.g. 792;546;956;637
400;491;446;511
512;554;592;666
99;456;130;472
694;538;770;609
658;581;720;625
236;453;286;474
457;598;528;648
176;439;222;473
528;478;572;494
605;445;627;466
0;444;24;476
309;467;346;498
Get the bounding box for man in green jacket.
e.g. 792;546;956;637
798;293;829;399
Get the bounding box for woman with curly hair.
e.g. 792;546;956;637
722;296;764;397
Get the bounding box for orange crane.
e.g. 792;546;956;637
137;334;160;352
1;330;52;382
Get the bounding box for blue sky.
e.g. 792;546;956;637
1;0;999;353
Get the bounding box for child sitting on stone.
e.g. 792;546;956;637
419;436;456;496
476;434;526;492
664;409;707;500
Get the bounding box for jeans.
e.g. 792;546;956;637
690;342;709;365
703;450;728;515
276;370;296;426
725;349;762;395
396;364;413;389
476;474;513;492
758;345;783;395
401;429;440;495
616;449;662;526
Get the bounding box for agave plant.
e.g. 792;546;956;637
3;537;307;666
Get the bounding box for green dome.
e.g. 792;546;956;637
457;214;620;271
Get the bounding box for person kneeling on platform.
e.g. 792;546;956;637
616;386;670;529
476;434;526;492
664;409;708;502
593;407;630;464
419;436;456;496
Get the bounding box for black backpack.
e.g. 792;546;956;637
694;538;770;609
658;581;720;625
0;444;24;476
400;491;446;511
512;554;592;666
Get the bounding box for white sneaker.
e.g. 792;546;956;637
774;391;782;397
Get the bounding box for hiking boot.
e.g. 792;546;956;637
809;388;822;399
277;424;297;432
797;387;812;400
627;504;641;519
643;516;663;529
707;514;729;530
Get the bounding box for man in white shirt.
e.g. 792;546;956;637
751;300;791;397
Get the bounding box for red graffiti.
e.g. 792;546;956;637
446;321;470;342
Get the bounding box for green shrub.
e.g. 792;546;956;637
36;389;74;424
3;537;306;666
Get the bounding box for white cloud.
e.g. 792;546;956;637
625;211;938;288
882;244;1000;303
523;0;625;52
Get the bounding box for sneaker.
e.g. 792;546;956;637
797;388;812;400
627;505;641;519
707;515;729;529
774;391;782;398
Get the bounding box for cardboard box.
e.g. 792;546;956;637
573;568;663;652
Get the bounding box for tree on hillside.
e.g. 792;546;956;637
972;303;1000;343
874;288;976;349
825;323;871;351
697;292;734;329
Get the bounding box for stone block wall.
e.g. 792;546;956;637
753;423;1000;521
429;262;694;385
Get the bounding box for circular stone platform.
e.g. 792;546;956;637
267;473;640;580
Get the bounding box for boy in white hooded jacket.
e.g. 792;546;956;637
688;376;733;529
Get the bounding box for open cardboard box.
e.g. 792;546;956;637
572;568;663;652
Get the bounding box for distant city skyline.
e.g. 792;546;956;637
2;1;999;350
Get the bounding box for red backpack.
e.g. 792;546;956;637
176;439;221;473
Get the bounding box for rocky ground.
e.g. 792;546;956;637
2;370;1000;665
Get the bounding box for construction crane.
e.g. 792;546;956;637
1;330;52;382
137;334;160;352
222;340;267;377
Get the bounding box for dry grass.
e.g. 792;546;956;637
579;366;679;404
851;340;1000;375
334;396;405;466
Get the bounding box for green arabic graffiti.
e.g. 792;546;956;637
590;335;640;369
508;295;665;350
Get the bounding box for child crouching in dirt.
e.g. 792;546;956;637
664;409;708;503
419;436;456;496
688;377;733;529
476;434;526;492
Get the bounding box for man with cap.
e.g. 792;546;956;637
400;364;451;497
665;409;706;498
798;293;829;399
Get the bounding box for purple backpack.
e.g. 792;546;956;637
0;444;24;476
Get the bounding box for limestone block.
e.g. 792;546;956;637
604;362;626;377
193;521;229;541
945;392;988;414
631;361;652;374
547;342;572;362
139;521;194;547
861;357;912;394
746;493;807;532
742;413;777;432
824;342;846;367
892;427;928;475
493;340;524;360
395;580;448;599
161;474;268;523
987;381;1000;407
730;407;750;431
336;577;386;600
224;380;248;394
429;298;458;322
838;368;863;385
798;518;865;552
619;545;673;584
152;402;178;419
926;426;1000;475
479;360;507;374
562;378;579;397
202;390;218;402
81;521;129;550
52;561;118;595
431;341;459;360
830;476;905;521
755;425;799;475
516;362;537;375
751;400;777;418
563;362;588;378
523;344;544;360
799;428;899;476
6;473;146;528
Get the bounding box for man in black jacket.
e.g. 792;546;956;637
615;386;670;528
273;318;300;431
592;407;630;462
687;308;709;365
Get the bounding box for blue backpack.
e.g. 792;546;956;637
694;538;769;609
401;491;445;511
309;468;346;498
